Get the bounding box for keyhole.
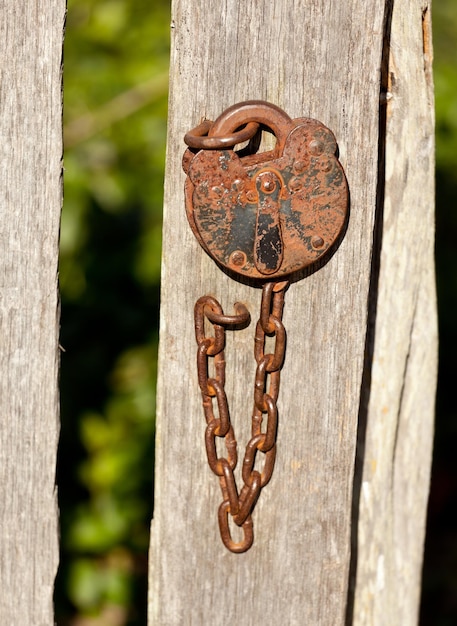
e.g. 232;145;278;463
254;170;284;275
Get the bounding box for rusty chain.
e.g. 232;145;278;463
194;280;289;553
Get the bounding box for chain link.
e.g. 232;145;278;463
194;280;289;553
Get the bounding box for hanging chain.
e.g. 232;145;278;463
194;280;289;553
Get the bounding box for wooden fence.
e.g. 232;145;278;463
0;0;436;624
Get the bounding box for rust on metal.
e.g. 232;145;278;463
194;282;288;553
184;100;348;281
184;119;259;151
185;101;348;553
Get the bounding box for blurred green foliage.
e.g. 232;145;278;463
434;0;457;175
57;1;169;623
57;0;457;624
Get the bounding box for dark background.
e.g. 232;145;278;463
56;1;457;623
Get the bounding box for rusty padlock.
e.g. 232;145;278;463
183;101;348;280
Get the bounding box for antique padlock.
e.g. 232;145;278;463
184;100;348;280
184;101;348;553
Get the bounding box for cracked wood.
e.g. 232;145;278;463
150;1;436;624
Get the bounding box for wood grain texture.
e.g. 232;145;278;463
0;2;65;624
351;1;437;624
149;0;436;624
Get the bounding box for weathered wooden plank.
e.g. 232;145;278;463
150;0;436;623
0;1;65;624
351;1;437;624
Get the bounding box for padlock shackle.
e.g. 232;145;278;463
209;101;294;154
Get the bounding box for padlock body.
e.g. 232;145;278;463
185;118;348;280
